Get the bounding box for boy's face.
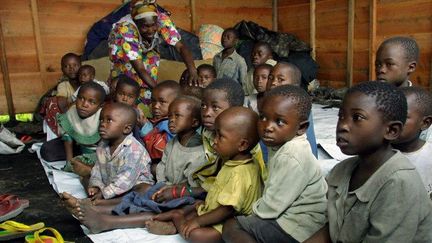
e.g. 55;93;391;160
221;31;237;49
336;92;388;155
198;69;215;88
213;114;242;158
267;65;296;90
78;68;95;84
375;43;415;87
253;68;270;93
151;87;176;120
99;106;128;141
61;57;80;80
115;84;138;106
168;100;196;135
258;96;302;147
393;93;426;145
252;45;272;66
76;88;102;119
201;89;231;130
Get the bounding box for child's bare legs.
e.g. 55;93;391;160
77;199;155;233
222;218;257;243
91;182;152;206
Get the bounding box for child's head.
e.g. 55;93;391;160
75;82;106;119
213;107;259;159
151;80;180;120
168;96;201;135
375;36;419;87
181;85;204;100
99;103;137;142
267;62;301;90
197;64;216;87
258;85;311;147
201;78;244;131
179;69;190;87
61;53;81;80
253;64;272;93
337;81;407;156
221;28;239;49
251;41;273;66
392;87;432;149
114;75;140;106
78;65;96;84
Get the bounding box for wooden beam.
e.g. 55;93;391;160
0;19;15;117
368;0;376;81
310;0;316;59
189;0;196;33
30;0;47;91
272;0;278;31
347;0;355;87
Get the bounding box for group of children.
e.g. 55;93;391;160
37;33;432;243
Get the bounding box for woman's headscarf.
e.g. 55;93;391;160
131;0;158;20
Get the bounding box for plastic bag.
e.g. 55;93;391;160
0;125;25;154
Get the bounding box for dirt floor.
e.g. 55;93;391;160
0;122;91;242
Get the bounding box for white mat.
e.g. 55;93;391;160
32;143;186;243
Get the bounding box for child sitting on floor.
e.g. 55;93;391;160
40;82;106;178
213;28;247;86
266;62;317;157
223;85;328;243
197;64;216;87
151;78;267;203
154;96;205;187
375;36;419;87
149;107;263;242
141;80;180;174
392;87;432;197
87;103;153;201
245;63;272;113
72;65;110;102
243;41;276;96
325;81;432;242
40;53;81;136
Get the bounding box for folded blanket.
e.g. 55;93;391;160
112;183;195;215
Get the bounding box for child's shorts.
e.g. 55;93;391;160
235;215;299;243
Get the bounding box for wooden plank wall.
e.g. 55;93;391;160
0;0;272;115
278;0;432;89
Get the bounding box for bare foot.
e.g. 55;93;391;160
77;199;108;233
60;192;81;217
70;159;92;177
146;220;177;235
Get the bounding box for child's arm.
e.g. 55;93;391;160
239;59;248;88
152;185;206;202
64;140;74;162
182;205;234;238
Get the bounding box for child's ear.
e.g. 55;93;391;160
407;61;417;74
296;120;310;136
192;118;200;129
123;124;133;135
385;121;404;141
238;138;250;153
421;115;432;131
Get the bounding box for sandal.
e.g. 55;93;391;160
25;227;64;243
0;194;30;222
0;220;45;241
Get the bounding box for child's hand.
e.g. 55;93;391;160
88;187;102;201
152;186;174;203
137;109;148;128
181;218;200;239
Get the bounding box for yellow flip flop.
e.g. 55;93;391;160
25;227;64;243
0;220;45;241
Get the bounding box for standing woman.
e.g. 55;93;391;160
108;0;198;115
